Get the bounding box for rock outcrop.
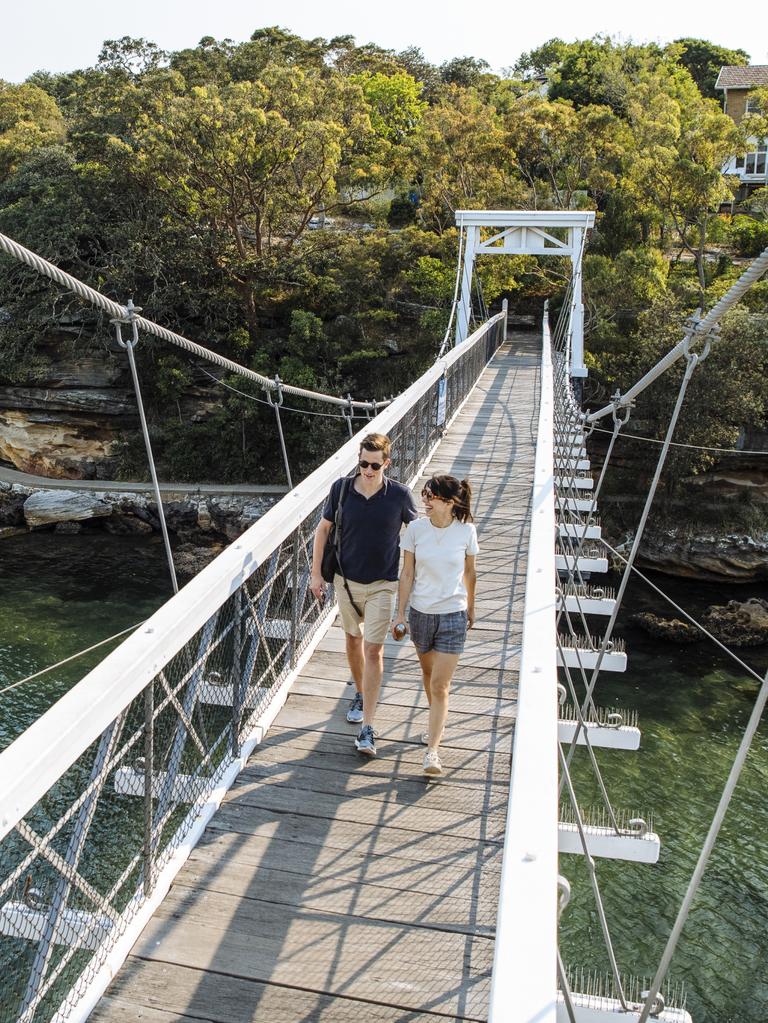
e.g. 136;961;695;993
23;490;113;527
702;598;768;647
630;612;701;644
630;600;768;647
0;334;135;478
1;482;277;542
636;531;768;582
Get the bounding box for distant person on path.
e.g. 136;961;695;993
310;433;418;757
392;476;478;777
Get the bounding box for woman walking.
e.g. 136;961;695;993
392;475;478;777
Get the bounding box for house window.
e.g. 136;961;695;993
746;95;763;113
744;145;767;176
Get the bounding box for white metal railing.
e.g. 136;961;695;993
488;308;558;1021
0;312;506;1023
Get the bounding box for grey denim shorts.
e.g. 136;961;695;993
408;607;468;655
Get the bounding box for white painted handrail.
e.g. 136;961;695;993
488;309;558;1022
0;313;504;842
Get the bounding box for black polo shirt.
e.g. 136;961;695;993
322;475;418;584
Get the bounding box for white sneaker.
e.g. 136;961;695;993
423;750;443;777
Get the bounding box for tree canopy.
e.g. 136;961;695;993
0;28;765;515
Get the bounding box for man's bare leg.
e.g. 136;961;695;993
361;641;385;728
345;633;364;693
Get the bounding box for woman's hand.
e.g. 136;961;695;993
391;615;408;640
467;605;475;629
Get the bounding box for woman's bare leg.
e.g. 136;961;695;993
426;651;460;749
417;649;435;704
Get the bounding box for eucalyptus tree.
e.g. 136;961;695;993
623;60;739;295
0;82;66;179
132;64;377;335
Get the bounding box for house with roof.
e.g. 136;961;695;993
715;65;768;196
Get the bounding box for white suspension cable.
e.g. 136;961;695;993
199;368;372;420
438;215;466;357
0;622;146;696
114;306;179;594
638;662;768;1022
564;339;709;771
0;230;388;412
590;425;768;455
587;244;768;424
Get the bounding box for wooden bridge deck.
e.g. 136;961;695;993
92;334;540;1023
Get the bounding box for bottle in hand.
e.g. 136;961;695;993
393;622;407;641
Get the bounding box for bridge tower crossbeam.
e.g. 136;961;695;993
454;210;595;379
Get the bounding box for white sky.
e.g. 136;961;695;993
2;0;767;83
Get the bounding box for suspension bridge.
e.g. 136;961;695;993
0;213;767;1023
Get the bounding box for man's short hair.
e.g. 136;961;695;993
359;433;391;459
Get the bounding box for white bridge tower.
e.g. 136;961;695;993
454;209;595;379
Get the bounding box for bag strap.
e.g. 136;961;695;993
334;474;363;618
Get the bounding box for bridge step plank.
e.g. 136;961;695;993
177;843;499;934
260;727;514;783
235;756;509;819
290;674;515;719
129;885;494;1020
93;960;467;1023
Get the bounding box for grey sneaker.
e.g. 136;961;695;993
346;691;364;724
355;724;376;758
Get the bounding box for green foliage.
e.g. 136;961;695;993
353;70;425;144
730;215;768;257
405;256;454;305
1;24;764;505
672;38;750;99
0;83;67;179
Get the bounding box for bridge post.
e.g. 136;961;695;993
455;224;479;346
569;227;587;381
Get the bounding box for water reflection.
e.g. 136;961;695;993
0;532;172;749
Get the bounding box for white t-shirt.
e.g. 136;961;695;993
401;516;479;614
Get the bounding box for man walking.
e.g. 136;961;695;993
310;433;417;757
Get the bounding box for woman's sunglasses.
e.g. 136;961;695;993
359;460;384;470
421;487;447;500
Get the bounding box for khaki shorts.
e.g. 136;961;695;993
334;575;397;644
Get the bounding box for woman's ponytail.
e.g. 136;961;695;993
453;479;473;523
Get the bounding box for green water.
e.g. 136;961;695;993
1;537;767;1021
561;572;768;1023
0;532;172;749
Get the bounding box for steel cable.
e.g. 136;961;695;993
0;230;388;411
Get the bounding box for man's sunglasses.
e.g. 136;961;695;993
359;460;384;471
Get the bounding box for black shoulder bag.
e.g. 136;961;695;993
320;475;363;616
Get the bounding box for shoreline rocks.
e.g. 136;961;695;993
632;599;768;648
630;612;701;644
0;481;278;544
633;530;768;583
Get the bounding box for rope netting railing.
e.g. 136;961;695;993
0;306;507;1023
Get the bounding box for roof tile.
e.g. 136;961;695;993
715;66;768;90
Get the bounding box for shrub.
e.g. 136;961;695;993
731;215;768;258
